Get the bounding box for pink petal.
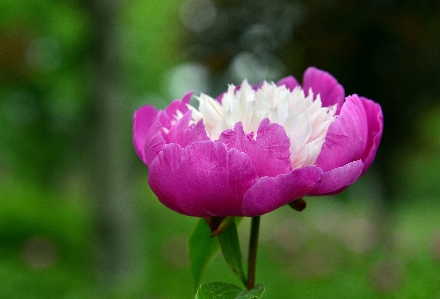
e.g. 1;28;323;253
165;111;210;147
217;122;247;150
316;95;368;172
303;67;345;114
164;92;192;119
217;119;292;177
148;141;259;217
247;119;292;177
144;114;166;167
310;160;364;195
216;93;225;103
133;105;159;163
277;76;300;91
242;166;323;216
359;97;384;173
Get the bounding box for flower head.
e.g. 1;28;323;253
133;67;383;217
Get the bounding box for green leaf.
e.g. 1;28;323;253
218;219;247;286
195;282;242;299
195;282;266;299
189;219;220;290
236;284;265;299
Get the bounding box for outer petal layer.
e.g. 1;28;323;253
277;76;300;91
165;111;210;147
218;119;292;177
316;95;368;172
164;92;192;119
148;141;259;217
359;97;383;173
133;105;158;163
310;160;363;195
144;115;166;167
303;67;345;113
242;166;323;216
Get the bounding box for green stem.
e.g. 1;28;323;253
246;216;260;290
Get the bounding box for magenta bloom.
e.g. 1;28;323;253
133;67;383;217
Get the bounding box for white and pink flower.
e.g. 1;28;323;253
133;67;383;217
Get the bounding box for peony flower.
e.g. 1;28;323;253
133;67;383;217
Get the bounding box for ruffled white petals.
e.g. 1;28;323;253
171;80;337;170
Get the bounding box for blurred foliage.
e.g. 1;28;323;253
0;0;90;187
1;0;440;298
121;0;183;107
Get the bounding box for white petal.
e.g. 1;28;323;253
182;78;337;169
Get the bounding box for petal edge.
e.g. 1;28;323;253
242;166;322;216
310;160;364;195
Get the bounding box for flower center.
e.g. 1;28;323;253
185;80;337;169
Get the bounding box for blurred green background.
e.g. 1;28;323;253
1;0;440;298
